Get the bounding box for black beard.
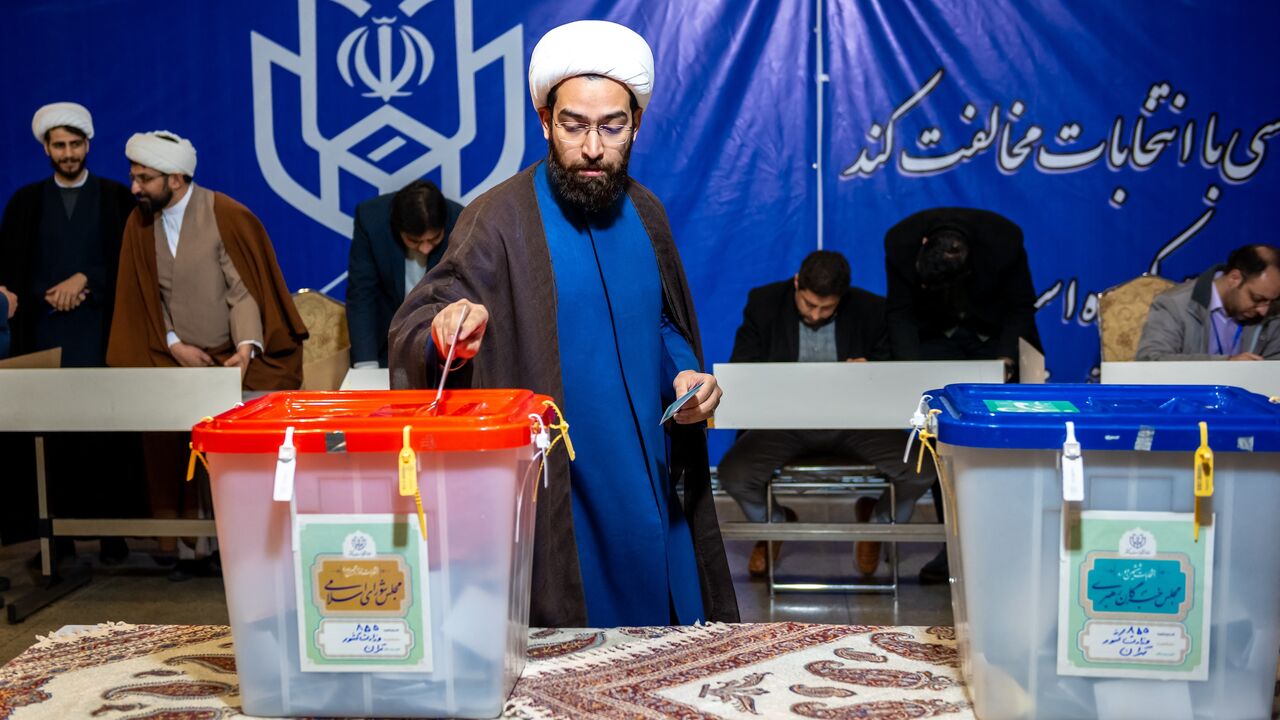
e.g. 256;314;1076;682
546;140;630;216
49;156;84;182
137;186;173;215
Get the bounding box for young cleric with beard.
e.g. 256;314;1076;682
0;103;135;367
389;20;738;629
0;102;139;563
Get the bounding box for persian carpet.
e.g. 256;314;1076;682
0;622;973;719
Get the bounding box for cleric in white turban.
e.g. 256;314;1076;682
2;97;134;367
31;102;94;143
390;21;737;630
125;131;197;178
527;19;655;111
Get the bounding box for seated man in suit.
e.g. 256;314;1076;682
718;251;935;578
347;179;463;368
1137;244;1280;361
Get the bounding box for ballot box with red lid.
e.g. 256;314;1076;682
192;389;555;718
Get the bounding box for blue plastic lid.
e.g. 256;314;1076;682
925;384;1280;452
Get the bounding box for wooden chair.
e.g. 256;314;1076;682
292;289;351;390
1097;275;1175;362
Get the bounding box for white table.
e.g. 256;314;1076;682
712;360;1006;429
710;359;1004;577
0;368;242;622
1101;361;1280;397
339;367;390;390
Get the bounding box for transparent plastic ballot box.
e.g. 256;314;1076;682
920;383;1280;720
192;389;555;718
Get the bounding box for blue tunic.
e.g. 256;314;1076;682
534;164;705;627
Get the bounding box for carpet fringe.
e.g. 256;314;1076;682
522;622;734;677
31;621;137;649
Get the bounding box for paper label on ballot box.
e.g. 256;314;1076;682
293;514;433;672
1057;511;1213;681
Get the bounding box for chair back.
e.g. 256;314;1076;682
1097;275;1175;362
292;289;350;390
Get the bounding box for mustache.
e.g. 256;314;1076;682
565;157;608;171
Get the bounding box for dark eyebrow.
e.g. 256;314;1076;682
557;108;630;124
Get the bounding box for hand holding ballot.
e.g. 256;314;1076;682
671;369;720;424
431;299;489;361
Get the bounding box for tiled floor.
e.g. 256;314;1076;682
0;496;952;665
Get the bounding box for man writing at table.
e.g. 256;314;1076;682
1137;244;1280;361
389;20;737;628
718;251;936;579
347;179;463;368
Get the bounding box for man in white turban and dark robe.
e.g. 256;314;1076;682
0;102;140;561
108;131;307;577
390;20;738;627
0;103;135;366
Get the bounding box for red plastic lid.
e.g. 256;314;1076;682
192;389;554;454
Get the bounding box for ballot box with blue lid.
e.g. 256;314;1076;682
922;383;1280;720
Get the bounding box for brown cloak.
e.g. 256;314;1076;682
107;189;307;390
389;162;739;627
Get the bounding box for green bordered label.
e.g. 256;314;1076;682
293;514;433;673
1057;511;1213;681
984;399;1080;413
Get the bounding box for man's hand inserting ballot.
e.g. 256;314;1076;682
671;369;721;424
431;299;489;361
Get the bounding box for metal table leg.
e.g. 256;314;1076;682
6;435;91;624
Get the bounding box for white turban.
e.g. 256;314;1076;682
32;102;94;143
125;131;197;177
528;20;654;111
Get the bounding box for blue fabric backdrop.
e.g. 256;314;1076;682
825;1;1279;382
2;1;1276;459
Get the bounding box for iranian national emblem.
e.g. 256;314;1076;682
251;0;524;274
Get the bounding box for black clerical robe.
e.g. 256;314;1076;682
0;174;135;364
0;173;139;544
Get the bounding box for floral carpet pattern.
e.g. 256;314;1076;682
511;623;971;720
0;622;975;719
6;622;1279;718
0;622;974;719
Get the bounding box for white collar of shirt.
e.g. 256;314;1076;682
1209;270;1226;316
53;171;88;189
404;252;428;299
160;183;196;257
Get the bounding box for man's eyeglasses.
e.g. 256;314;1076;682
553;122;633;145
129;172;168;185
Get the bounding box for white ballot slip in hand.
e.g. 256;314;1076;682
661;382;704;425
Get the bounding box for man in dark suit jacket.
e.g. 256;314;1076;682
884;207;1041;375
719;251;936;578
347;179;463;368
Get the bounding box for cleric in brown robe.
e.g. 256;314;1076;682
389;21;737;627
107;131;307;390
107;131;307;577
